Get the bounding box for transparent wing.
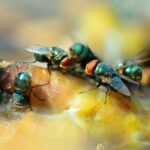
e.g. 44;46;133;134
118;73;139;85
25;45;50;55
109;76;131;96
122;58;150;68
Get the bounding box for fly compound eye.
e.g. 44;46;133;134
60;57;72;68
85;60;98;75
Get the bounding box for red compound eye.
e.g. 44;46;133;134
85;59;98;75
60;57;71;67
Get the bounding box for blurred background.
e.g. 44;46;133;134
0;0;150;61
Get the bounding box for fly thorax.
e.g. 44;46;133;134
53;54;67;64
94;63;110;77
51;47;67;64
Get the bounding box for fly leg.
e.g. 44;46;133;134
96;82;101;88
30;89;46;101
104;85;112;104
31;81;50;89
47;63;52;75
30;81;50;102
104;89;109;104
79;80;102;94
95;76;102;88
79;87;98;94
108;90;113;97
30;83;49;102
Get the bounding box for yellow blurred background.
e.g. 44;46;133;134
1;0;150;61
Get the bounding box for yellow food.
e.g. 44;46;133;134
0;66;150;150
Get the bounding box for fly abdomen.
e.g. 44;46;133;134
124;65;142;81
34;53;50;63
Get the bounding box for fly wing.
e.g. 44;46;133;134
122;58;150;68
25;45;50;55
109;76;131;96
118;73;139;85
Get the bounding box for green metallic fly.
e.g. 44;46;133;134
25;44;132;97
26;46;71;74
12;72;31;109
83;59;131;101
25;43;100;73
25;43;150;99
12;72;47;110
